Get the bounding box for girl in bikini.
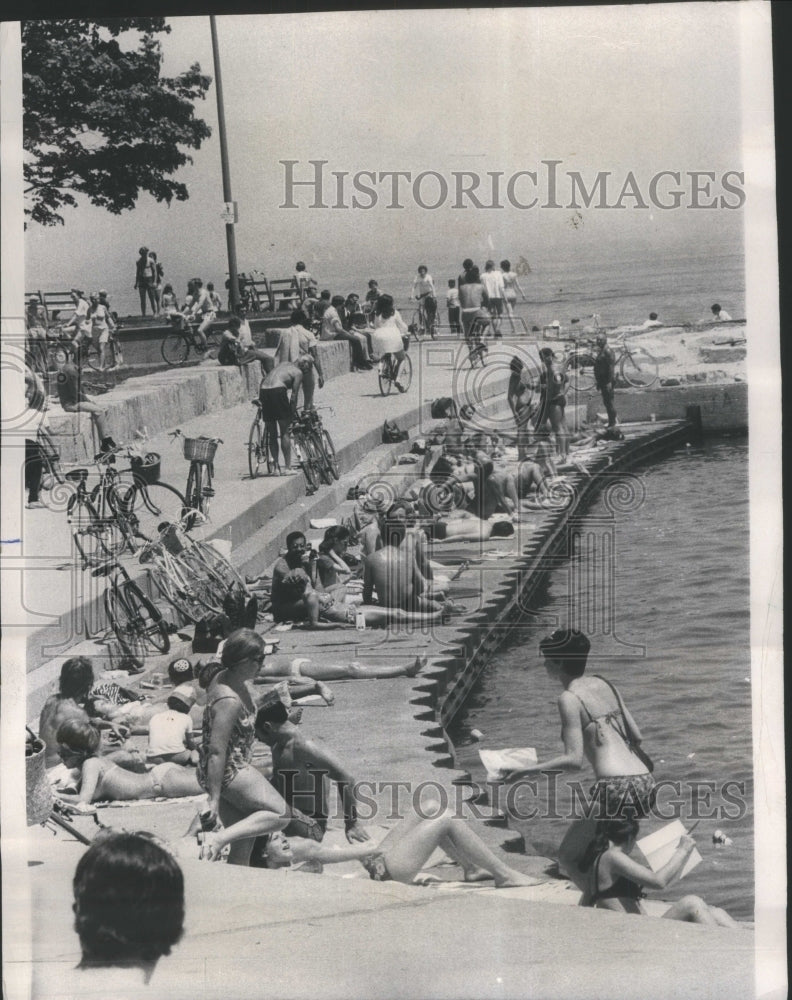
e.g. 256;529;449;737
580;817;739;926
54;719;201;812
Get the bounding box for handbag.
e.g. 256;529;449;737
595;676;654;772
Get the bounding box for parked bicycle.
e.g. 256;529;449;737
170;429;222;521
65;448;185;557
410;297;438;340
247;399;279;478
377;335;413;395
35;424;66;505
289;407;339;493
161;314;222;366
73;528;170;665
564;334;659;392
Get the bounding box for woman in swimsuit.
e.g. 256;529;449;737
54;719;201;811
197;629;290;865
580;817;739;926
199;782;545;888
537;347;569;460
503;629;655;820
500;260;527;334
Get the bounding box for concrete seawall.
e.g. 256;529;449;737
582;381;748;432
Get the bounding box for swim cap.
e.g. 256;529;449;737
168;683;196;711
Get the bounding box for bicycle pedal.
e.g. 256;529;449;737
203;488;215;498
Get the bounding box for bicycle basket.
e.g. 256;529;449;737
26;731;54;825
182;437;218;464
131;452;161;484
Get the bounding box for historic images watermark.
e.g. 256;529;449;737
280;159;745;211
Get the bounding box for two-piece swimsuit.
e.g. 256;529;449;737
574;685;656;819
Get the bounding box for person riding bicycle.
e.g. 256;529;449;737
259;357;315;473
63;289;92;350
187;279;214;350
371;294;408;390
411;265;437;331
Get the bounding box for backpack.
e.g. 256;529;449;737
430;397;456;419
382;419;408;443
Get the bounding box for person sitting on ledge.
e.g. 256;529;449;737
579;817;739;927
53;346;116;453
72;830;184;984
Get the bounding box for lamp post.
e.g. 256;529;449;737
210;15;240;311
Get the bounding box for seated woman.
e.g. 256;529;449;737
518;440;559;501
72;830;184;983
316;525;362;597
55;719;201;812
198;764;545;890
580;817;739;927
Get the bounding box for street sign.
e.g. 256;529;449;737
221;201;238;224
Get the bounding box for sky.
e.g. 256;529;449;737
21;4;749;314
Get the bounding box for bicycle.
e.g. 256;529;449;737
73;528;171;665
247;400;279;478
300;407;339;484
35;424;66;504
65;449;185;558
289;412;325;494
410;295;439;340
564;334;659;392
377;336;413;395
170;429;222;520
161;314;222;366
465;315;491;368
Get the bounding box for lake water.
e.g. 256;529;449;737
449;438;753;919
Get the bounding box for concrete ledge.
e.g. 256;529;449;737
580;382;748;432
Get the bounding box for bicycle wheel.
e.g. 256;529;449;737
620;349;659;388
78;340;103;373
263;423;279;475
114;581;170;655
200;464;214;517
185;463;202;514
161;332;189;366
204;329;223;361
173;550;227;614
410;310;424;340
91;482;138;556
130;481;188;542
104;587;146;665
190;540;248;592
565;352;597;392
394;354;413;394
146;564;204;624
293;435;318;494
248;415;266;478
378;360;394;396
67;494;119;560
320;429;340;480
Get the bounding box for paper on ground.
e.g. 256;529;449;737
636;819;702;879
479;747;538;781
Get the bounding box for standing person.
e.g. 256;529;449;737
63;289;91;348
536;347;569;460
458;266;490;355
364;279;380;320
274;308;325;409
411;264;437;331
502;629;656;821
500;259;528;333
293;261;315;302
207;282;222;312
507;355;535;460
593;333;618;429
258;357;314;471
89;292;119;371
160;284;179;316
24;364;48;509
149;252;164;314
196;629;290;865
446;279;461;335
481;260;506;337
134;247;157;316
25;295;48;374
54;346;116;453
457;258;475;289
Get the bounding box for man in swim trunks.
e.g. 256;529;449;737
252;699;370;850
481;260;506;337
593;333;618;428
363;504;445;615
259;356;314;472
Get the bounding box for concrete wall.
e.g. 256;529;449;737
581;382;748;432
46;341;351;463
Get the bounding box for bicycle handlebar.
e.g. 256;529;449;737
169;429;224;444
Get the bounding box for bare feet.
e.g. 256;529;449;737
406;656;427;677
315;681;335;706
494;871;548;888
463;866;494;883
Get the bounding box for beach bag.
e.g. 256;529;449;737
596;676;654;772
382;419;408;443
431;397;456;419
26;727;54;826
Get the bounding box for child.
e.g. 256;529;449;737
146;685;198;766
446;279;460;335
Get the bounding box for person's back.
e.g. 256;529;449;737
40;694;90;767
364;544;415;610
566;675;646;778
459;281;485;310
262;361;298;391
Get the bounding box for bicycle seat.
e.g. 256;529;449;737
65;468;89;483
90;560;117;578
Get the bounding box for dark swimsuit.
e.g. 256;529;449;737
588;853;645;906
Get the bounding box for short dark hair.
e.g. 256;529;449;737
59;657;94;700
538;347;555;362
711;303;721;313
331;295;345;307
56;719;101;756
73;831;184;965
228;316;241;329
286;530;306;549
462;258;473;269
291;308;309;325
500;259;511;271
255;701;289;731
649;312;658;320
539;628;591;676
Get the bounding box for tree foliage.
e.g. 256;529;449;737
22;18;212;226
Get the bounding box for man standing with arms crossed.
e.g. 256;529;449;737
593;333;618;429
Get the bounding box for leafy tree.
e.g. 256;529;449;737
23;18;212;226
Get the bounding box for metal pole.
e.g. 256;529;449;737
210;15;240;311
